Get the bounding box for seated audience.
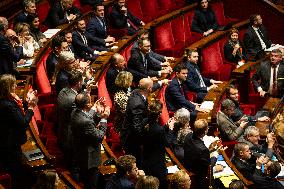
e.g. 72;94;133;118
231;142;269;180
183;49;222;103
62;31;76;55
46;35;69;80
128;39;172;83
44;0;81;28
71;92;110;189
32;170;60;189
26;14;47;47
135;176;159;189
105;155;145;189
184;119;223;189
243;14;272;60
239;126;275;158
225;84;270;124
113;71;133;133
14;0;36;25
14;22;39;58
252;160;284;189
168;170;191;189
191;0;219;36
217;99;248;141
229;180;244;189
142;100;171;188
165;64;208;122
252;49;284;98
72;18;107;61
86;3;116;46
0;74;38;189
224;28;247;66
81;0;103;6
167;108;193;163
110;0;145;35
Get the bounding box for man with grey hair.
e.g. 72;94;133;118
14;0;36;25
217;99;248;141
239;126;275;158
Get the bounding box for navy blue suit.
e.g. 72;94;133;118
55;69;72;94
0;34;23;75
191;8;219;34
106;66;119;96
46;52;58;80
86;16;108;39
14;12;28;25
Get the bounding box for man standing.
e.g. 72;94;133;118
183;49;222;103
252;49;284;98
14;0;36;25
71;92;110;189
243;14;272;60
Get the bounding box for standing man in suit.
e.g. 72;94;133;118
14;0;36;25
243;14;272;60
86;3;116;46
183;49;222;103
184;119;223;189
217;99;248;141
44;0;81;28
128;39;172;83
0;17;25;75
71;92;110;189
252;49;284;98
110;0;145;35
165;64;208;122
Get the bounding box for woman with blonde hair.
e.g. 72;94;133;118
168;170;191;189
135;176;159;189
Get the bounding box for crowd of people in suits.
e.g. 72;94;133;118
1;0;284;188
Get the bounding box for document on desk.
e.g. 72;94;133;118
265;44;284;52
213;160;235;178
200;101;214;110
43;29;61;38
167;165;180;174
17;59;33;68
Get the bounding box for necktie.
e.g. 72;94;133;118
180;84;185;96
257;28;264;39
195;67;206;87
127;17;139;30
144;54;148;69
271;66;277;96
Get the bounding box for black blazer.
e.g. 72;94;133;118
224;41;247;63
243;25;272;58
231;156;259;180
46;52;57;80
0;34;23;75
55;69;72;94
165;77;196;112
252;60;284;96
86;16;108;39
106;66;119;96
44;1;81;28
13;12;28;25
191;8;219;34
252;173;284;189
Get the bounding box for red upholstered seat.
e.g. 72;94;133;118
184;11;203;44
158;85;170;126
121;43;134;62
140;0;166;21
0;173;11;189
98;68;113;109
37;1;50;25
127;0;150;23
211;1;238;26
157;0;178;12
240;104;256;115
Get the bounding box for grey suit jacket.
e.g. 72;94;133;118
216;111;245;141
71;108;107;170
57;87;77;150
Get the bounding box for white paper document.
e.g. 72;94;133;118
43;29;61;38
200;101;214;110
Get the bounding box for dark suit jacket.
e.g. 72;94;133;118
71;108;107;170
252;173;284;189
80;0;103;5
105;174;135;189
46;52;58;80
14;12;28;25
184;133;217;177
252;60;284;97
86;16;108;39
55;69;72;94
224;41;247;63
128;49;161;82
72;30;106;60
191;8;219;34
44;1;81;28
165;77;196;112
184;61;211;93
243;25;272;59
0;34;23;75
106;66;119;96
231;156;259;180
57;87;77;151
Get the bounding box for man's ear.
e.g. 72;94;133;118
239;150;244;157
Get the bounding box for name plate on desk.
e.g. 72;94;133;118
23;148;44;161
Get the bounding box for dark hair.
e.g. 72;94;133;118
228;28;239;39
148;99;163;120
193;119;208;137
233;143;248;157
51;35;66;50
93;2;104;10
268;161;281;178
174;63;188;73
116;155;136;176
68;70;83;87
249;14;260;25
33;170;57;189
75;18;85;26
197;0;210;9
225;84;237;97
75;92;90;109
229;180;244;189
183;48;198;62
26;13;39;27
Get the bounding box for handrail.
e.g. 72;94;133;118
59;171;82;189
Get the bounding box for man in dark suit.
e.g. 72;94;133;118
0;17;24;75
57;70;83;164
71;92;110;189
14;0;36;25
128;39;171;83
252;49;284;98
44;0;81;28
86;4;116;46
46;35;69;80
165;64;208;122
72;18;108;61
110;0;145;35
243;14;272;60
183;49;222;103
63;31;76;56
184;119;223;189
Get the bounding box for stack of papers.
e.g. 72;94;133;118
200;101;214;110
17;59;33;68
265;44;284;52
43;29;61;38
167;165;180;174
